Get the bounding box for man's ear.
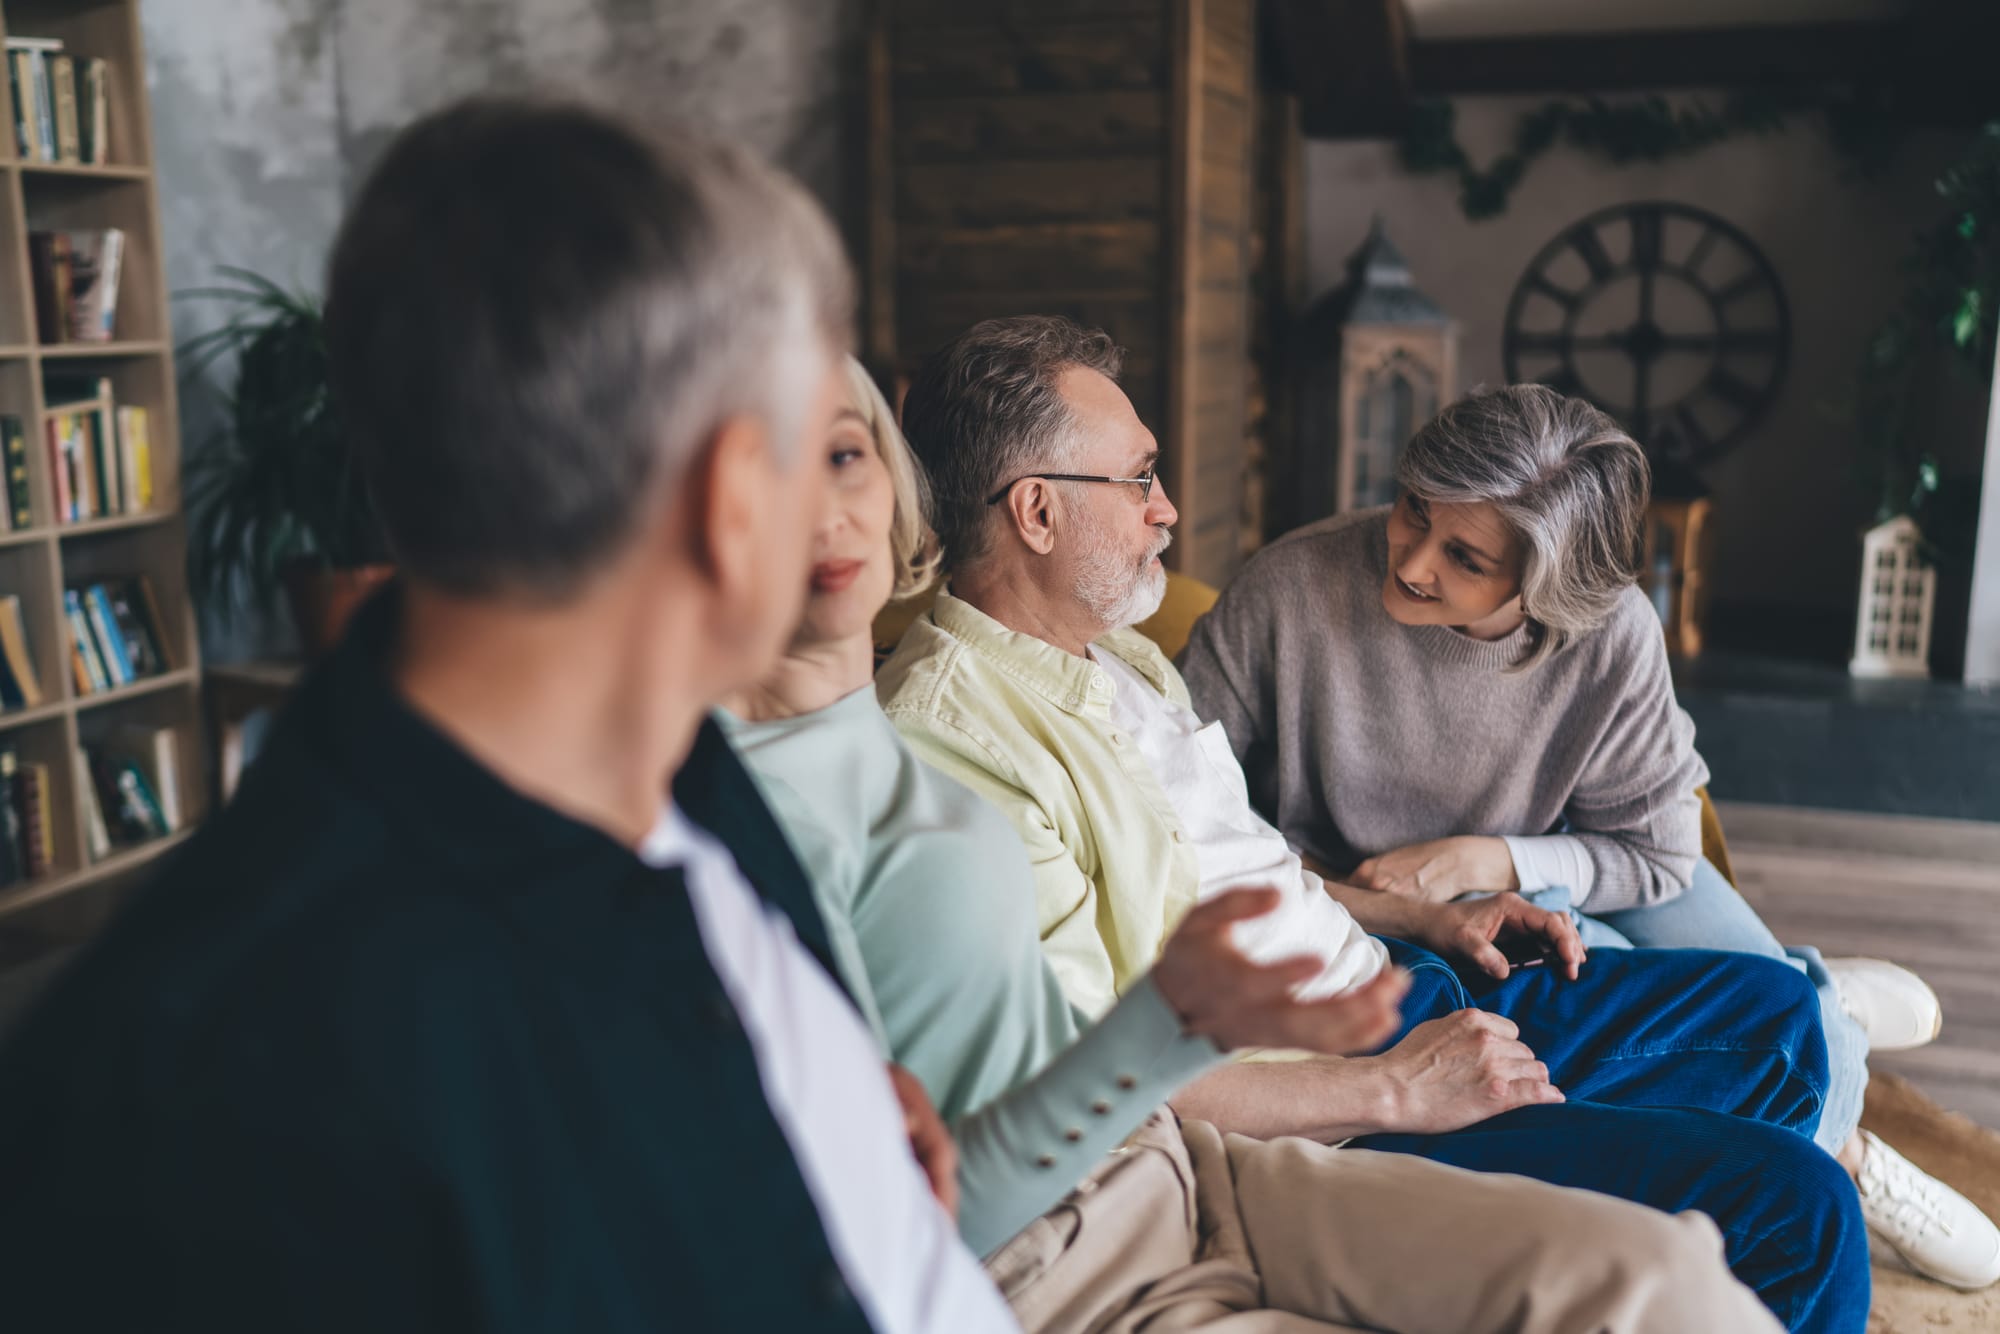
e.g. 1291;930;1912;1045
1004;479;1060;556
683;415;770;598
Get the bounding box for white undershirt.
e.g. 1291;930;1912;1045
1502;834;1598;905
643;804;1018;1334
1092;649;1388;999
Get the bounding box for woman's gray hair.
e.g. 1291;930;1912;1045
1395;384;1650;670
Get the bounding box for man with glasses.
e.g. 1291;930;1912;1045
877;315;1868;1334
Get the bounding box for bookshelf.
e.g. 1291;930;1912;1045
0;0;202;917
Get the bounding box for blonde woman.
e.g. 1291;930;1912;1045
1181;383;1999;1292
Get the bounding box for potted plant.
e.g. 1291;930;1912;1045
181;268;392;656
1848;124;2000;677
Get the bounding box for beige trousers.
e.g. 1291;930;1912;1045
985;1113;1783;1334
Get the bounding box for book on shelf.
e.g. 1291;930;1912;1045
48;53;78;164
80;58;108;166
29;229;125;344
5;38;110;166
81;733;176;853
109;722;181;834
6;49;33;160
4;37;59;164
43;377;151;523
12;756;53;880
64;576;169;695
0;593;43;710
0;750;21;887
0;748;58;887
0;415;30;529
74;743;108;861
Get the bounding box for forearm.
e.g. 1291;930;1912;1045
1322;880;1432;941
1166;1055;1395;1142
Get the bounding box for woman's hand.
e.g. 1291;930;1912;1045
1349;836;1519;903
1411;892;1585;981
1153;888;1410;1056
886;1064;959;1220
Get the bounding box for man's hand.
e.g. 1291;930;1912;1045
1152;888;1410;1056
886;1064;959;1220
1349;836;1518;903
1357;1009;1564;1134
1412;892;1585;981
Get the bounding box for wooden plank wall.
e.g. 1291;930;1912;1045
1167;0;1255;585
871;0;1261;589
879;0;1172;436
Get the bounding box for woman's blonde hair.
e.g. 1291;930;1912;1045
1396;384;1650;671
843;358;941;600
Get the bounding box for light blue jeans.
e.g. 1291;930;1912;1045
1525;858;1868;1154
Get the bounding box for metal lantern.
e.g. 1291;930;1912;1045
1294;219;1457;525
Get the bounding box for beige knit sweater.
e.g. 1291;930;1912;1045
1178;509;1708;913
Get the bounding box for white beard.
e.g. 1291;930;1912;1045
1075;524;1171;630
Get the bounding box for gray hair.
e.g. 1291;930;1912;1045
327;98;854;599
1396;385;1650;670
899;316;1123;574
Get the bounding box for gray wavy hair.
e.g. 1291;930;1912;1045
1395;384;1650;670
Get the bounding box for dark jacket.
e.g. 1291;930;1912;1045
0;589;877;1333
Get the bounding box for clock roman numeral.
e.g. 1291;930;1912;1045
1629;208;1663;271
1568;225;1615;282
1526;274;1582;310
1714;272;1764;305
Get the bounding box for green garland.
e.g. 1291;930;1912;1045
1399;93;1829;220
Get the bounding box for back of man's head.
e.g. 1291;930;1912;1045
326;98;853;599
901;315;1122;575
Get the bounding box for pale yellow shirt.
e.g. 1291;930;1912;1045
877;589;1383;1022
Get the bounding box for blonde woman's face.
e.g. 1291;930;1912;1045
1380;493;1527;633
792;390;900;649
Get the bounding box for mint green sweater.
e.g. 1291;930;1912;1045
722;689;1221;1257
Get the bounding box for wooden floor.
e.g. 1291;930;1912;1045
1721;803;2000;1130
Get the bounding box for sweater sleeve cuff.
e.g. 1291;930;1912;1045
952;975;1222;1259
1502;834;1597;906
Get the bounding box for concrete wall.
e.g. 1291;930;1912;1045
1305;96;1983;661
141;0;863;660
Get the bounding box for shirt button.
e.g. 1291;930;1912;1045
1064;1127;1083;1142
1036;1153;1057;1168
1091;1099;1112;1115
1170;830;1186;844
813;1265;854;1310
1116;1075;1137;1090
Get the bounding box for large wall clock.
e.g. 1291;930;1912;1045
1501;202;1789;469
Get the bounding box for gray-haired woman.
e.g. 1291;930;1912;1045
1180;383;2000;1293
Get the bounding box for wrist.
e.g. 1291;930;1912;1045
1321;1054;1402;1137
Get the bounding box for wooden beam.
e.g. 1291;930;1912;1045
1406;21;1909;97
1265;0;1412;139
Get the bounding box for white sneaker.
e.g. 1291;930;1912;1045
1856;1130;2000;1290
1824;957;1942;1052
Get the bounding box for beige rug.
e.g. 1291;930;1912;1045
1860;1073;2000;1331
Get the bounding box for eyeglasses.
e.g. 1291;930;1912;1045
985;469;1156;506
